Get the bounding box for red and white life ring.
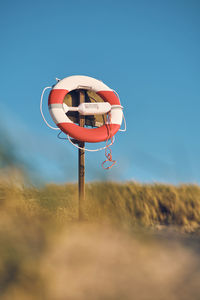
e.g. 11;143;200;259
48;75;123;143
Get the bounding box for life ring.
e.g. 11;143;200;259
48;75;123;143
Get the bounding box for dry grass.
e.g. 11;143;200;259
20;181;200;231
0;180;200;299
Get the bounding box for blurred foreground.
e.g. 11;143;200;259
0;179;200;299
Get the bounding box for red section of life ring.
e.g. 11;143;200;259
48;89;69;105
97;91;120;106
58;123;120;143
48;77;122;143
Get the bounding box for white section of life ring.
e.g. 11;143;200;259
53;75;112;92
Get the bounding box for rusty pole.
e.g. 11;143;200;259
78;90;85;220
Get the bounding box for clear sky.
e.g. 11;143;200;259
0;0;199;184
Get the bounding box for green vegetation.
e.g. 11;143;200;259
1;180;200;299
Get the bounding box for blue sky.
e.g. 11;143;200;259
0;0;199;183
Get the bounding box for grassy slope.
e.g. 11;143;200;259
19;181;200;231
1;181;200;299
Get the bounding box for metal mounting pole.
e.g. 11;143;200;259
78;90;85;220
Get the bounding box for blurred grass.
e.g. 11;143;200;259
21;181;200;230
1;180;200;299
1;181;200;231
